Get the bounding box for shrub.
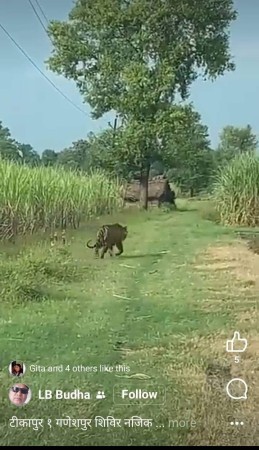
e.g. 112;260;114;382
0;245;86;303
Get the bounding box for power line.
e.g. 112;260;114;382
28;0;48;34
34;0;49;25
26;0;88;117
0;22;88;117
30;0;115;134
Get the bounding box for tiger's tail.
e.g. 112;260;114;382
87;240;96;249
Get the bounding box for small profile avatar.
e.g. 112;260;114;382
9;383;31;406
96;390;106;399
9;361;25;377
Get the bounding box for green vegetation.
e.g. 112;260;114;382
0;159;122;240
1;0;259;446
215;125;258;167
46;0;237;208
0;202;258;446
214;153;259;227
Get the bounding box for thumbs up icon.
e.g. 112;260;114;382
226;331;248;353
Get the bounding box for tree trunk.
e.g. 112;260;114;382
139;164;150;210
190;186;194;197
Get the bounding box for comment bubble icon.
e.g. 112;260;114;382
226;378;248;400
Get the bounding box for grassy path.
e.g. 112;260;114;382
0;202;258;446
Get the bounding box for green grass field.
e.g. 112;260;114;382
0;200;258;446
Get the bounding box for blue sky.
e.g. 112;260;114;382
0;0;258;154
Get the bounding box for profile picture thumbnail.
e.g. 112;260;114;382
9;361;25;377
9;384;32;407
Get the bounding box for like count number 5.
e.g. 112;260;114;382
226;331;247;363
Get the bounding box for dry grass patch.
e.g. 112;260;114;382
196;241;259;286
193;241;259;322
118;345;165;358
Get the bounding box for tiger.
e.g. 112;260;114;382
87;223;128;259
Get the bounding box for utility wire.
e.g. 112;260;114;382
28;0;48;34
28;0;113;130
27;0;87;116
0;22;88;117
34;0;49;25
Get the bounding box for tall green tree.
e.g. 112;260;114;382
0;121;11;141
215;125;258;165
47;0;237;208
0;121;21;162
0;121;41;166
16;143;40;166
164;108;215;195
57;139;91;171
41;149;58;167
86;124;154;181
86;130;123;174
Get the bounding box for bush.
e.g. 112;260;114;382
213;153;259;226
0;257;47;303
21;247;82;282
199;201;221;223
0;245;85;303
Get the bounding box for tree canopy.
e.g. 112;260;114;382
215;125;258;165
46;0;237;207
0;121;21;162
